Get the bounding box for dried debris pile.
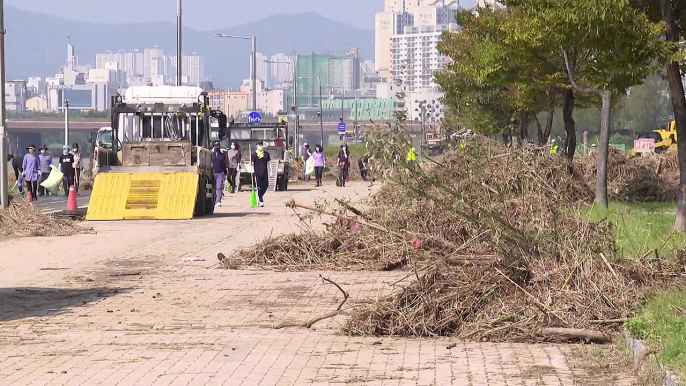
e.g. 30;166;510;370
229;138;683;342
0;198;92;237
575;149;679;202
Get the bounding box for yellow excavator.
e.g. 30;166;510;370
629;120;678;157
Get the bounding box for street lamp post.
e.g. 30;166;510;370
64;99;70;146
0;0;7;209
265;57;299;156
298;76;323;147
415;100;428;158
327;85;345;121
214;34;257;112
177;0;182;86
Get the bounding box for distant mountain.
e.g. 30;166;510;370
4;7;374;88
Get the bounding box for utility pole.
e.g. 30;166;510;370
251;37;257;111
0;0;7;209
293;54;299;158
176;0;182;86
317;78;323;147
340;86;345;121
64;99;70;145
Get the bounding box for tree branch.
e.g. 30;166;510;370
274;274;350;329
562;50;602;95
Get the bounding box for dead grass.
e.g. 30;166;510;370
230;136;685;342
0;197;93;237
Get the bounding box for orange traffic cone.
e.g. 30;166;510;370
66;185;78;211
26;190;33;203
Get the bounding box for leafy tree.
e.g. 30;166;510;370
630;0;686;230
622;75;672;134
508;0;666;208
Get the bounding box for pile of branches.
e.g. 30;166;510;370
230;137;683;342
0;198;93;237
574;149;679;202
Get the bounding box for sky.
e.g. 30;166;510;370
6;0;478;30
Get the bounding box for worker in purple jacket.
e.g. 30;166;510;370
212;141;228;207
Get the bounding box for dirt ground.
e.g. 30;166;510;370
0;181;637;385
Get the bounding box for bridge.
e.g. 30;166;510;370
7;120;110;133
4;119;424;156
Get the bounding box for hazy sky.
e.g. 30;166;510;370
7;0;478;30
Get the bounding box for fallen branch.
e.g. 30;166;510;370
286;200;403;238
495;267;571;328
599;253;619;279
589;317;632;325
334;199;371;220
537;327;610;344
274;274;350;329
107;272;141;277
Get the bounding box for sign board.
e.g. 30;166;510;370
338;122;346;135
634;138;655;154
247;112;263;124
611;144;626;153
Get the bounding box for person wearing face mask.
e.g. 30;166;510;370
37;145;53;196
337;144;350;187
71;143;82;194
59;145;76;196
312;144;325;187
301;143;312;181
212;141;228;207
226;142;241;194
251;141;272;207
9;154;23;195
22;144;40;200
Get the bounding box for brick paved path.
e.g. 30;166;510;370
0;184;632;385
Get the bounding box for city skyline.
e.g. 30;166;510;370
5;0;479;31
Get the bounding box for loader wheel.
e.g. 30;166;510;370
205;176;215;216
194;179;206;217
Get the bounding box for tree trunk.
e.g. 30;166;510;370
533;112;544;145
659;0;686;231
562;89;576;160
544;93;555;144
520;111;529;146
596;90;613;209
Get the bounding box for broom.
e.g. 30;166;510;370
250;173;258;208
249;145;258;208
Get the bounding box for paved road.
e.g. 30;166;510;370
30;190;91;214
0;183;634;385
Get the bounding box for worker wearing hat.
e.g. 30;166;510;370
59;145;76;196
251;141;272;207
22;144;40;200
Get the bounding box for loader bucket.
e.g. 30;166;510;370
86;172;199;221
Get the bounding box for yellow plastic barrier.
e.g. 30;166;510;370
86;172;199;221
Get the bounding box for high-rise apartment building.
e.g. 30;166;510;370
415;1;459;28
375;11;414;78
251;53;270;88
377;0;460;90
169;54;204;86
390;23;458;92
143;46;165;81
270;53;293;84
385;0;421;13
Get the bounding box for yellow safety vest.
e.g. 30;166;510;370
550;145;559;154
460;142;465;149
406;147;417;162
